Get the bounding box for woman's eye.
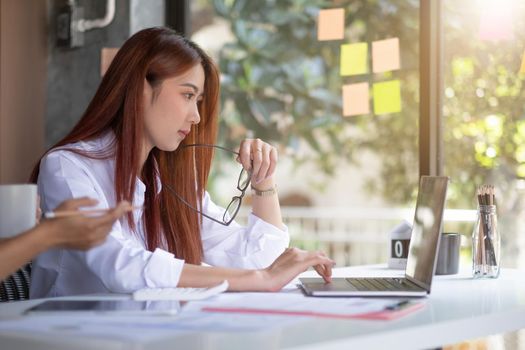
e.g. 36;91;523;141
184;93;195;100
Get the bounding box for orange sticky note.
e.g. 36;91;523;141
340;43;368;76
342;83;370;117
100;48;119;76
317;8;345;41
373;80;401;115
372;38;400;73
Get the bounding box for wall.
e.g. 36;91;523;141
45;0;165;147
0;0;47;183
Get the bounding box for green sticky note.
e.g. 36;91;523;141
373;80;401;114
340;43;368;76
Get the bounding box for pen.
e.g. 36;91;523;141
385;300;411;311
44;206;143;219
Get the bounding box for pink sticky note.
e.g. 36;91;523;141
342;83;370;117
479;3;513;41
317;8;345;41
372;38;400;73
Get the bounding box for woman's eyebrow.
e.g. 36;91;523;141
179;83;200;93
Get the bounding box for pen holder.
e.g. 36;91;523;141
472;205;500;279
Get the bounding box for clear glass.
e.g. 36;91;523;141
472;205;500;278
443;0;525;270
189;1;420;266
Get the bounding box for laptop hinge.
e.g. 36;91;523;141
405;275;430;293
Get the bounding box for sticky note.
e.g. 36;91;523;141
520;52;525;74
100;48;119;76
479;1;513;41
372;38;400;73
340;43;368;76
342;83;370;117
317;8;345;41
373;80;401;115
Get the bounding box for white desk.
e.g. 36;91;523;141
1;265;525;350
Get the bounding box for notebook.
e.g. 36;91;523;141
300;176;449;297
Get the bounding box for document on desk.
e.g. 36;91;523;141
199;293;424;320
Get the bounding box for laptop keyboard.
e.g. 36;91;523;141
345;277;423;292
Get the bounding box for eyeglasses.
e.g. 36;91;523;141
164;144;252;226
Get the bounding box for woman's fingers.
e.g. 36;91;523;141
237;139;278;183
313;264;332;283
314;263;333;283
307;251;335;283
266;146;278;179
249;139;264;183
254;144;271;183
263;247;335;291
238;140;253;172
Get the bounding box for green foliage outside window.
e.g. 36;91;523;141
209;0;525;211
212;0;420;204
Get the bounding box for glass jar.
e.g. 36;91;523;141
472;205;500;278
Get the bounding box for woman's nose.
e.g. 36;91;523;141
190;104;201;125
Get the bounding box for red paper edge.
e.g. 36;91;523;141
202;302;425;321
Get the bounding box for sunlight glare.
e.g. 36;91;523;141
478;0;515;41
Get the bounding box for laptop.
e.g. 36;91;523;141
300;176;449;297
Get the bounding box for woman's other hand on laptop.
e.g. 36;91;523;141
260;247;335;292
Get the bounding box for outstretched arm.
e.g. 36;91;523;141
0;198;129;281
179;247;334;292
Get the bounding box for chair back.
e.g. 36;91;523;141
0;263;31;302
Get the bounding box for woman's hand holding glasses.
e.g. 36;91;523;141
237;138;278;186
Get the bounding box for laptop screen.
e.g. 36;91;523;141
405;176;448;291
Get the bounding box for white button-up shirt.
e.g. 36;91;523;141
30;133;289;298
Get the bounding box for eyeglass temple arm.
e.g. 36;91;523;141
164;183;231;226
181;143;240;156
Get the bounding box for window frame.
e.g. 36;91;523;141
419;0;444;176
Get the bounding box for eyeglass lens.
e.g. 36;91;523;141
224;196;241;223
238;169;250;191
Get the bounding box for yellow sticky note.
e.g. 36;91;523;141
373;80;401;115
340;43;368;76
342;83;370;117
372;38;400;73
317;8;345;41
520;50;525;74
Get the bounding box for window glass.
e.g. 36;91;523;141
190;0;420;266
443;0;525;268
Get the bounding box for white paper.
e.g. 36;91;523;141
0;296;305;343
0;293;408;343
192;293;401;317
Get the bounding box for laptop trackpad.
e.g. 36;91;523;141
300;278;354;292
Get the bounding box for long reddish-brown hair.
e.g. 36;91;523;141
30;27;220;264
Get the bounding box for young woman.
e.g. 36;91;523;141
30;27;333;297
0;198;129;281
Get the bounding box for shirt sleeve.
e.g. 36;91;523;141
38;151;184;292
200;192;290;269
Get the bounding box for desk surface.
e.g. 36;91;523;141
1;265;525;350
